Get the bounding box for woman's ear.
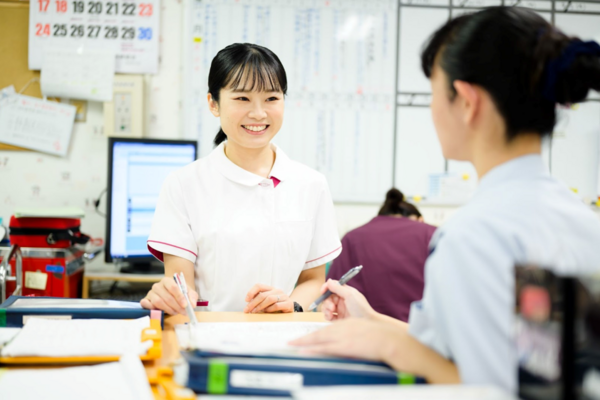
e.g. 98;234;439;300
207;93;220;117
453;80;480;126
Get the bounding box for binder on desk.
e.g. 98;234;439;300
0;295;163;328
176;351;419;397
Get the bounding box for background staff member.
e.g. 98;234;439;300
141;43;341;315
292;7;600;392
327;188;435;321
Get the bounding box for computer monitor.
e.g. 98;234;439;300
105;137;198;273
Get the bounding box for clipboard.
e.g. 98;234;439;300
0;318;162;365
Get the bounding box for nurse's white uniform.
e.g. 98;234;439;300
408;155;600;393
147;142;342;312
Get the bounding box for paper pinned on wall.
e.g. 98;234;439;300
41;48;115;102
0;94;75;157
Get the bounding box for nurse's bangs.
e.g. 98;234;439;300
223;50;287;94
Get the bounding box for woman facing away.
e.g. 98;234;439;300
327;188;436;321
292;6;600;393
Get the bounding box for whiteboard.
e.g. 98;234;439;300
182;0;398;203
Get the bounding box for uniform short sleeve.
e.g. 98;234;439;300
304;178;342;270
147;172;198;264
408;222;517;392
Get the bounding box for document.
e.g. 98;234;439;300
293;385;518;400
0;94;75;157
0;317;151;357
190;322;329;355
0;353;153;400
41;48;115;102
0;328;21;347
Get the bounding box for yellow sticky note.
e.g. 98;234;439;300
25;271;48;291
413;195;422;203
462;173;470;181
193;37;202;43
571;188;579;194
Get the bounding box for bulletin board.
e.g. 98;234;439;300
0;0;39;151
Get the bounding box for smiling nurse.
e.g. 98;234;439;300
141;43;341;315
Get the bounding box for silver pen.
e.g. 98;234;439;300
174;272;198;325
308;265;363;311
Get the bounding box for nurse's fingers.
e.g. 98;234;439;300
151;281;185;315
263;299;294;313
251;292;283;313
145;291;178;316
245;284;274;302
162;277;188;308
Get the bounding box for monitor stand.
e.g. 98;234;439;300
119;261;164;275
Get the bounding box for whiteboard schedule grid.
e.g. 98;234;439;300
29;0;160;74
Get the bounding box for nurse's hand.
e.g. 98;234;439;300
140;277;199;316
320;279;376;321
244;284;294;313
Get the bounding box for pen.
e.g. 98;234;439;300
308;265;363;311
174;272;198;325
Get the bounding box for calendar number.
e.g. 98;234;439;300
38;0;50;12
72;1;84;13
138;27;152;40
138;3;153;16
35;23;51;37
122;3;136;15
104;26;118;39
53;23;67;36
87;1;102;14
87;25;101;38
106;2;119;15
55;0;67;13
121;27;135;40
70;24;84;37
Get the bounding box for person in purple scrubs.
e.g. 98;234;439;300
327;188;436;322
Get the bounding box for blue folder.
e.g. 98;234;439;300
178;351;421;396
0;296;163;328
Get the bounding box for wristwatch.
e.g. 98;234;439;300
293;301;303;312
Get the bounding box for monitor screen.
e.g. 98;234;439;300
105;138;197;263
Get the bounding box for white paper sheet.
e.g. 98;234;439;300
293;385;518;400
191;322;329;355
0;328;21;347
0;94;75;156
0;317;151;357
41;48;115;101
0;353;154;400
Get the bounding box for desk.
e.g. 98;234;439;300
148;312;326;399
82;270;163;299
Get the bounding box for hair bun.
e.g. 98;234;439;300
385;188;404;203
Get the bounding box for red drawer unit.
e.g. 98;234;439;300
0;247;85;298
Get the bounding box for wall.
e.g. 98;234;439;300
1;0;599;272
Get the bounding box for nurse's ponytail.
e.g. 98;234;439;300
378;188;422;218
208;43;288;147
420;7;600;141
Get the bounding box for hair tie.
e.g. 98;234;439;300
543;40;600;103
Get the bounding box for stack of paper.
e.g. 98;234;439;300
0;354;153;400
1;317;151;357
189;322;329;355
13;207;85;218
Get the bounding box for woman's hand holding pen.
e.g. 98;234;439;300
140;277;199;316
244;284;294;313
319;279;376;321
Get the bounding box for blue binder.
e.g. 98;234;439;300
0;296;163;327
178;351;420;396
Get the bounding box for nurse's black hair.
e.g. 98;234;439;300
378;188;422;218
421;7;600;141
208;43;288;146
